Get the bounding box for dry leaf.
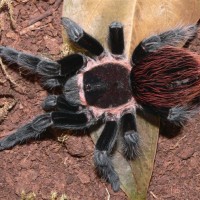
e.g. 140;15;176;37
62;0;200;199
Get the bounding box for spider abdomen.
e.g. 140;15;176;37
83;62;132;108
131;46;200;109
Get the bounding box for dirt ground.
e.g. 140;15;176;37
0;1;199;200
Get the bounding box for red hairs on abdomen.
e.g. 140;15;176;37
131;46;200;108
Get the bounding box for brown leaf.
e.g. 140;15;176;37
62;0;200;199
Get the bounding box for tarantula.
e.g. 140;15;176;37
0;18;200;192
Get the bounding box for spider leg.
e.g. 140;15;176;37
167;103;200;126
0;109;95;151
62;17;104;56
94;121;120;192
44;74;84;108
108;22;124;55
63;75;82;106
41;76;66;89
132;24;198;64
42;94;79;112
57;53;87;75
0;46;86;86
121;112;140;160
42;53;87;89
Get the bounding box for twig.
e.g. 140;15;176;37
28;0;63;27
0;78;6;84
57;133;69;144
0;0;15;28
150;191;159;199
0;97;16;126
0;58;25;94
196;173;200;176
0;58;18;86
105;188;110;200
169;135;186;150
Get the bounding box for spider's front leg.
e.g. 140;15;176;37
167;101;200;126
43;53;87;89
121;112;140;160
0;46;86;88
132;24;198;64
42;94;79;112
0;108;95;151
62;17;104;56
108;21;124;55
94;120;120;192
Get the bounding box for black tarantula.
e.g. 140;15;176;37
0;18;200;192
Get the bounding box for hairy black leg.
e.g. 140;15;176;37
132;24;198;64
109;22;124;55
57;53;87;75
0;46;60;76
63;76;81;106
42;76;66;89
51;110;94;129
42;94;79;112
0;46;86;77
94;121;120;192
43;52;87;88
43;53;87;88
121;113;140;160
0;110;94;151
62;17;104;56
167;103;200;126
0;113;53;150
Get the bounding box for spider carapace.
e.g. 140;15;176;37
0;18;200;192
